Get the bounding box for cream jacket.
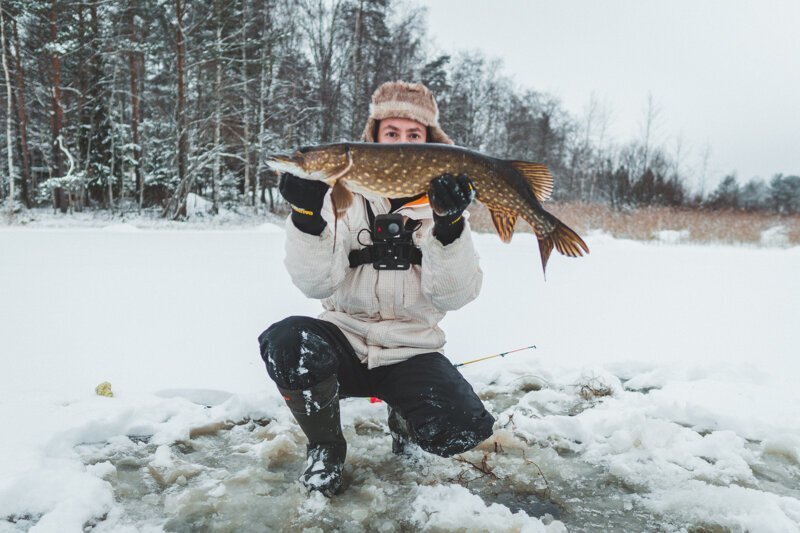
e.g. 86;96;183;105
283;192;483;368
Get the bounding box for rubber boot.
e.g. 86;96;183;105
278;374;347;496
387;405;411;455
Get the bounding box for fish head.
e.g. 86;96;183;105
266;144;349;185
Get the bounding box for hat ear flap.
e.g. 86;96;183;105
427;125;455;145
361;118;378;143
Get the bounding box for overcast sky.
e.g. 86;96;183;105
416;0;800;190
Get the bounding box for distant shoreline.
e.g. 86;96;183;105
3;201;799;248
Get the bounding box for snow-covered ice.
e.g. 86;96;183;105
0;222;798;532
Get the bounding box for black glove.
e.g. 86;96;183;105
428;173;475;245
279;173;329;236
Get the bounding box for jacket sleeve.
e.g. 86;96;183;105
418;219;483;312
283;197;351;300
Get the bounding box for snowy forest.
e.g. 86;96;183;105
1;0;798;218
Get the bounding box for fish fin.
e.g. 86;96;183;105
537;219;590;274
537;237;554;277
489;209;517;243
329;180;353;254
325;144;355;223
509;161;554;202
330;180;354;218
551;220;590;258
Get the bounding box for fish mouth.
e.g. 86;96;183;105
265;153;304;176
265;153;293;165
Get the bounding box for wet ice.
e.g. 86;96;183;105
4;368;781;532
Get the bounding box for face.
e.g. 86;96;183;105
376;117;428;144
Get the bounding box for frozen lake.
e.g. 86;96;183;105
1;224;799;531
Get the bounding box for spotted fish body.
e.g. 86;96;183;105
267;142;589;273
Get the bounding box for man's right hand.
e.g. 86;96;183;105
279;173;329;215
279;173;330;235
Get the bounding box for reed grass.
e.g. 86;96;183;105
467;202;800;246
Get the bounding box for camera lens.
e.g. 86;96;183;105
388;222;400;235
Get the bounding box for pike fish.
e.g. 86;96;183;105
267;142;589;273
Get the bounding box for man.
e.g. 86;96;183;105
258;81;494;496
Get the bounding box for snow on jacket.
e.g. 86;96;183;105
283;191;483;369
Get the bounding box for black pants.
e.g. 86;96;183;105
258;316;495;457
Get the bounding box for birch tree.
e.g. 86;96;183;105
1;0;15;207
10;11;31;207
300;0;346;142
164;0;188;218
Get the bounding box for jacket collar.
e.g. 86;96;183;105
363;193;432;220
395;194;432;220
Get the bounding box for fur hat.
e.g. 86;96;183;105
361;81;454;145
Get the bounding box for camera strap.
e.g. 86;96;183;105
347;243;422;268
347;199;423;268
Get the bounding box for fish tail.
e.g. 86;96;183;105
537;219;590;274
537;237;554;276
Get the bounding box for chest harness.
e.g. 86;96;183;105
347;198;423;271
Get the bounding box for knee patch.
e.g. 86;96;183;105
258;316;338;390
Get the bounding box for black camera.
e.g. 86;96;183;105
371;214;419;270
373;214;405;241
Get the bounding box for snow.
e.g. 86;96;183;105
653;229;690;243
0;221;798;531
761;225;790;247
410;485;565;532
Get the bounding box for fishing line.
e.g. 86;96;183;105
453;344;537;368
368;345;538;404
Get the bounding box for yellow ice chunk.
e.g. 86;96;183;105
95;381;114;398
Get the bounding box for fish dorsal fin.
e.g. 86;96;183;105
509;161;553;202
489;209;517;243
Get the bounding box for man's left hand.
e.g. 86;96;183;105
428;173;475;218
428;174;475;245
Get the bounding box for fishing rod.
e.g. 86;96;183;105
453;344;537;368
368;344;537;403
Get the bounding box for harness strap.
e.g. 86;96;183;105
365;197;376;228
348;245;422;268
348;197;423;268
